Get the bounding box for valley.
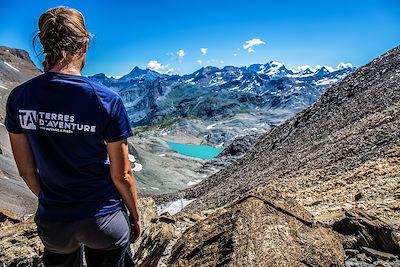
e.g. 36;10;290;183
91;61;354;195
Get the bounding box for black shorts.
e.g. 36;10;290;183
35;210;133;267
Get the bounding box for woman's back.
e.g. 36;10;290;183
6;71;132;220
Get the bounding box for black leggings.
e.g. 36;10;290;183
35;210;133;267
42;244;133;267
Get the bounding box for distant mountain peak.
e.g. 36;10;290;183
118;66;162;82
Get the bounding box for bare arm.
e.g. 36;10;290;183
107;138;141;239
8;133;41;197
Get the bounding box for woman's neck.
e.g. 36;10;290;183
48;62;82;76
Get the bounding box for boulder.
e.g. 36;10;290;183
168;187;345;266
131;220;175;267
0;219;43;267
360;247;398;261
332;209;400;255
0;207;21;226
137;197;158;228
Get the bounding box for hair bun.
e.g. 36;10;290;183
33;6;92;72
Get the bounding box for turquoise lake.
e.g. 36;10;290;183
166;141;223;159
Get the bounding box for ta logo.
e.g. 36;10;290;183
19;109;37;130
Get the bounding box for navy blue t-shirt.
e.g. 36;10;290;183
4;71;133;221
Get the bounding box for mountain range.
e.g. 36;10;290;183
89;61;355;126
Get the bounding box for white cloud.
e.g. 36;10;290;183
197;59;203;65
233;53;238;57
297;65;312;71
243;38;265;53
146;60;174;73
177;49;185;58
337;62;353;69
219;60;224;64
201;48;208;55
147;60;163;71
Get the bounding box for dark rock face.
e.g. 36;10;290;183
167;187;344;266
332;208;400;267
332;209;400;255
200;133;261;171
217;133;260;158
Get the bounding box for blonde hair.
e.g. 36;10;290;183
33;6;92;72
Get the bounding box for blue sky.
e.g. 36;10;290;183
0;0;399;76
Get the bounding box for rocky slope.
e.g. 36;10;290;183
156;45;400;230
0;46;42;217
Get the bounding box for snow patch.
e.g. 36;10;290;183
206;123;217;130
4;62;20;72
0;84;8;90
215;142;224;148
187;179;202;186
128;154;136;162
158;198;194;215
132;163;143;172
243;127;258;132
315;78;338;86
158;153;166;157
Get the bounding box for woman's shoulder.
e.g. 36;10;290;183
7;73;46;101
85;78;123;112
86;78;119;98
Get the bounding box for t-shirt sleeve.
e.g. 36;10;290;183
4;92;23;134
103;96;133;142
